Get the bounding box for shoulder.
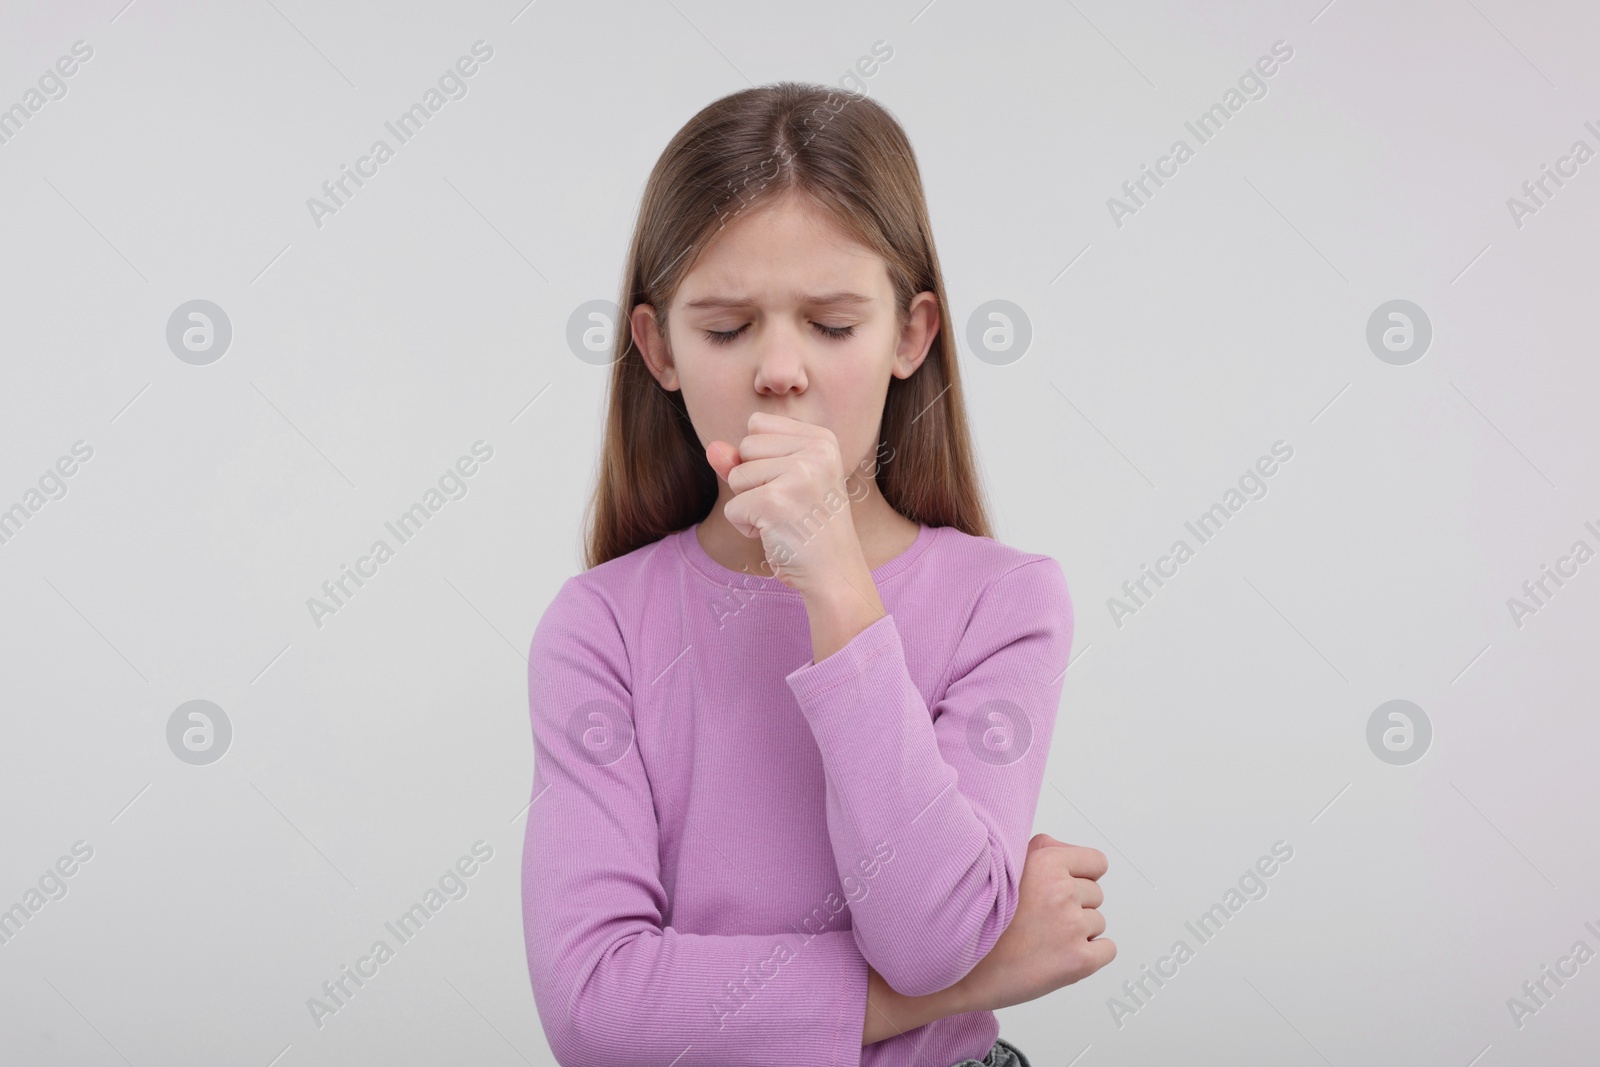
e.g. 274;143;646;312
924;524;1071;610
566;530;680;606
531;530;683;658
920;527;1074;688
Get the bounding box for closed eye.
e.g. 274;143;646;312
704;322;856;345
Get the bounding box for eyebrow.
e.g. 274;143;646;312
680;291;874;310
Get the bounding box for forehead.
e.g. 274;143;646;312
674;193;889;307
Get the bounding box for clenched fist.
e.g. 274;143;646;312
953;833;1116;1013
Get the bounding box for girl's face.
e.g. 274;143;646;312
632;192;939;488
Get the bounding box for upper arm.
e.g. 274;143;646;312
930;556;1074;929
523;578;662;1047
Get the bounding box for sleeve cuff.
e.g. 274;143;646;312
784;612;900;705
823;934;870;1064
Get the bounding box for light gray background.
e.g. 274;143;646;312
2;1;1596;1064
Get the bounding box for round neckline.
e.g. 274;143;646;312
676;520;937;596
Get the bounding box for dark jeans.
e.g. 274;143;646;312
949;1037;1031;1067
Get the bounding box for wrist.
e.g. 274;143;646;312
802;569;885;664
864;966;975;1045
796;561;875;609
935;973;976;1019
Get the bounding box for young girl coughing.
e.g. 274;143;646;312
522;82;1115;1067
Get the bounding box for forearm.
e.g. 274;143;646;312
533;923;873;1066
787;614;1036;994
863;964;971;1045
787;560;1073;997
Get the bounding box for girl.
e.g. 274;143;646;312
523;82;1115;1067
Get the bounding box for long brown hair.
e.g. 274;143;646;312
583;81;993;569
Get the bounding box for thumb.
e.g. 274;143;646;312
706;440;740;484
1028;832;1068;854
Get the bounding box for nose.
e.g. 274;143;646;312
751;321;808;397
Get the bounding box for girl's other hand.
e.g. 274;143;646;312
949;833;1116;1014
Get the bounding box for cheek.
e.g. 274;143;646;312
676;365;749;442
833;354;891;408
826;379;891;463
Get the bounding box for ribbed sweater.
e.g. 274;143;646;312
522;521;1074;1066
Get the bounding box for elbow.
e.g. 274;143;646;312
860;871;1018;999
531;972;589;1067
545;1025;636;1067
538;988;634;1067
531;949;633;1067
541;1024;583;1067
873;952;976;1000
860;931;984;1000
531;983;581;1067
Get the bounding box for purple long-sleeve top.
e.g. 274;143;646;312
522;521;1074;1066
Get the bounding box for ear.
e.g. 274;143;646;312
632;303;680;390
891;291;939;380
